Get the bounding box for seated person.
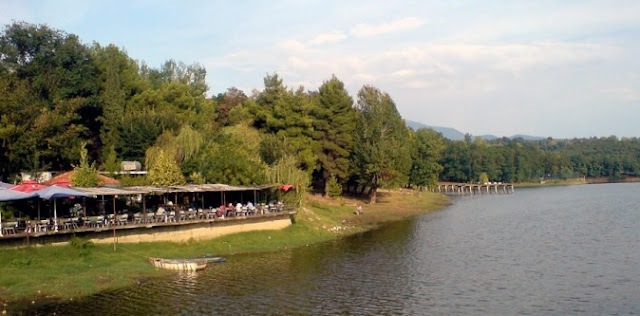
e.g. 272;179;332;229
247;201;255;214
217;205;225;217
226;203;235;216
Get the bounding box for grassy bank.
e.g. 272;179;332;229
0;190;448;303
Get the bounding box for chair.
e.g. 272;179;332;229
133;213;143;224
106;214;116;226
3;221;17;235
90;216;105;228
38;219;50;232
69;217;79;229
117;214;129;226
154;210;166;223
142;212;152;223
58;219;70;231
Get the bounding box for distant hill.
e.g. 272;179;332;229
405;120;545;141
510;134;546;141
405;120;465;141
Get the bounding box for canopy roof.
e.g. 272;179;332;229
44;170;120;187
76;187;157;196
0;182;13;189
0;188;38;202
10;180;49;192
35;185;91;200
73;184;277;196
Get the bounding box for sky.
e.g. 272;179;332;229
2;0;640;139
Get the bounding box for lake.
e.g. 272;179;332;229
20;183;640;315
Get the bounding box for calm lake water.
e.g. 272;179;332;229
19;183;640;315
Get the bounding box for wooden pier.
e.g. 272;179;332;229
431;183;515;195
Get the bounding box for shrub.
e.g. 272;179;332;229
325;175;342;197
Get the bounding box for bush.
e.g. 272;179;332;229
69;236;95;250
325;175;342;197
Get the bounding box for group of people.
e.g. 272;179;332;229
216;201;284;218
218;201;255;217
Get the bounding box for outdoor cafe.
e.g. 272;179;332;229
0;182;291;238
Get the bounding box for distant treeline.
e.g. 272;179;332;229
440;135;640;183
1;22;638;202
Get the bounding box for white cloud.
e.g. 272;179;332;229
350;17;424;38
308;31;347;45
391;69;415;77
278;40;308;53
603;87;640;102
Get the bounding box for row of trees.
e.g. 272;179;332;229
0;22;444;203
2;22;640;203
440;136;640;183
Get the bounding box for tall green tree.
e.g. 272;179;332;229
71;143;99;187
91;43;146;157
250;74;317;172
352;85;411;203
409;128;445;188
146;148;185;186
183;125;266;185
311;75;356;188
0;22;99;176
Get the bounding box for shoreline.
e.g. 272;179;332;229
515;177;640;188
0;190;449;307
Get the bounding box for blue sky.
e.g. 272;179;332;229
2;0;640;138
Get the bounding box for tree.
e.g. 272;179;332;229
215;87;247;127
146;148;185;186
0;22;99;174
92;43;146;155
324;174;342;197
478;172;489;184
351;85;411;203
265;154;310;207
311;75;356;188
250;74;317;173
102;144;120;176
409;128;445;188
71;143;99;187
183;125;266;185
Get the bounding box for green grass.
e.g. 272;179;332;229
0;190;448;303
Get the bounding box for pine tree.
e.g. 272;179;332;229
311;75;356;188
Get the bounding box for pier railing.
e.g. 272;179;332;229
431;183;515;195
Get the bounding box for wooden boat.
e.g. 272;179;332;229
148;257;207;271
197;256;227;264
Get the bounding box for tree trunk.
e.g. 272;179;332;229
358;184;368;196
367;186;378;204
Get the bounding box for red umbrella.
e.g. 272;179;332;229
10;181;49;220
10;180;49;192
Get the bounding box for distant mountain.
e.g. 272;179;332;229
477;134;545;141
510;134;546;141
405;120;545;141
405;120;465;141
478;134;499;141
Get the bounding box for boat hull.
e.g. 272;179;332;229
148;257;207;271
